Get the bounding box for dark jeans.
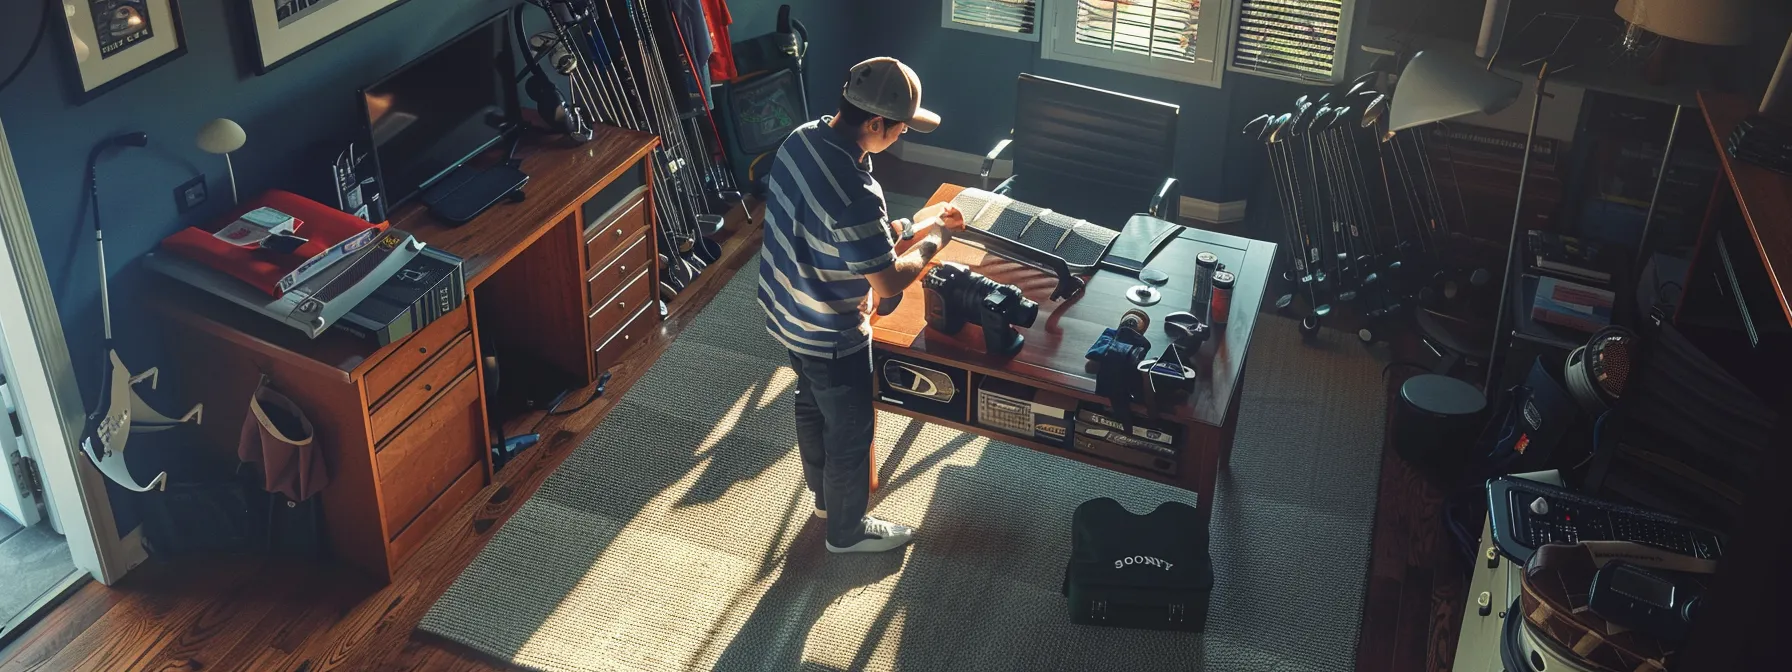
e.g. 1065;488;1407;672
787;347;874;546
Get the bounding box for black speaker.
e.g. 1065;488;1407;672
1391;374;1487;468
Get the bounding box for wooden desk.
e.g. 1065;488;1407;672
156;126;661;581
1688;92;1792;329
871;185;1277;524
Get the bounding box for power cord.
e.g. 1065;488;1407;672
0;0;52;96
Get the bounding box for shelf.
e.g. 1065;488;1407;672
873;400;1192;492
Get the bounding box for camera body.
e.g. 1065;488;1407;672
923;262;1039;356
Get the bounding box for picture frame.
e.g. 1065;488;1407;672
243;0;415;74
60;0;188;103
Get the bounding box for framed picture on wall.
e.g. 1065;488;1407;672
243;0;415;74
60;0;188;103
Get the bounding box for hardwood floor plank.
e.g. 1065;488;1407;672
0;579;116;672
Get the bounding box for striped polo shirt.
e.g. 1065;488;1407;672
757;117;896;358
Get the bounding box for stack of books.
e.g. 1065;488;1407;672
1531;276;1614;334
148;190;464;345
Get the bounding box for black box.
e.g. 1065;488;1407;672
334;245;465;346
975;377;1075;448
1064;498;1213;632
874;350;968;422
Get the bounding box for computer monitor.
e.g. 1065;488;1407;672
360;12;519;209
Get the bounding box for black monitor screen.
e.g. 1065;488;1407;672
362;14;516;207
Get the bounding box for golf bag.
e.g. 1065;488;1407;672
1062;498;1213;632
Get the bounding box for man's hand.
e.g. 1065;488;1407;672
938;203;966;233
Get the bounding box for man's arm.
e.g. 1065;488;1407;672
866;204;965;299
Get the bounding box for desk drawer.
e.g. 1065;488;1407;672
584;187;649;271
595;303;656;373
588;230;651;309
370;333;476;446
588;270;651;347
363;307;469;406
377;368;483;538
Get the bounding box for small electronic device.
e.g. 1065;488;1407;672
922;262;1039;356
360;12;519;209
1488;477;1726;564
975;377;1074;448
875;351;967;419
421;162;529;225
1588;561;1700;643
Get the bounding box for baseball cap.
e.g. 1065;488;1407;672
842;57;939;134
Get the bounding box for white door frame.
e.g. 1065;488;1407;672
0;115;147;585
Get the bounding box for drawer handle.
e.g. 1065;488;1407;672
423;383;433;392
623;334;630;342
418;346;428;354
614;228;624;238
619;265;628;274
617;301;627;311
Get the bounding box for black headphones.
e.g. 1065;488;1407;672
514;4;590;138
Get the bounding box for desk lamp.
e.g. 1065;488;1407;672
1388;50;1530;393
197;118;247;205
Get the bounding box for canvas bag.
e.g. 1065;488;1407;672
1062;498;1213;632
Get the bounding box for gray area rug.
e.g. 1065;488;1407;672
421;260;1388;672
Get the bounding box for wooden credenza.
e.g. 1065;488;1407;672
156;126;660;581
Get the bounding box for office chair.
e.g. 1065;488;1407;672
981;74;1181;230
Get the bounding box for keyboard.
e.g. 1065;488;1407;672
1487;477;1725;565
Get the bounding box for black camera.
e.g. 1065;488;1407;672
923;262;1038;356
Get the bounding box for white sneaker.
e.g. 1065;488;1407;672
813;492;826;519
826;516;915;554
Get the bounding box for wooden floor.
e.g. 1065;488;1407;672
0;156;1467;672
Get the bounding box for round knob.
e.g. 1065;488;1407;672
1476;591;1492;617
614;228;624;237
418;346;428;354
619;265;628;274
622;334;630;342
1485;546;1500;569
423;383;433;392
1530;497;1550;516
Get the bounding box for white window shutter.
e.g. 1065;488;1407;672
944;0;1041;41
1227;0;1356;84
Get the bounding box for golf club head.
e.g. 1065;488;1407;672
697;214;726;236
1265;113;1292;143
1303;105;1331;133
1315;303;1333;317
1340;290;1358;302
1295;94;1309;108
1351;71;1381;90
1360;95;1388;128
1313;106;1339;132
1332;105;1354;127
1242;113;1271;137
1363;271;1381;286
1317;92;1332;105
1346;81;1367;98
1276;293;1294;310
1290;103;1313;136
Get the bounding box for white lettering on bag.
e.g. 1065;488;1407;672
1112;555;1174;571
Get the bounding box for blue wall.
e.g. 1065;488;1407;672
0;0;515;529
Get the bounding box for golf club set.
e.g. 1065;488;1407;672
523;0;743;304
1244;72;1491;341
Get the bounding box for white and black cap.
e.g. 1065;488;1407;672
842;57;939;133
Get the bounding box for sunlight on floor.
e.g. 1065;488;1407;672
511;362;997;670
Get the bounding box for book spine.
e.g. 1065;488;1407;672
277;226;384;294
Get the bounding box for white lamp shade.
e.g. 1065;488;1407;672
1389;51;1523;132
1615;0;1751;47
196;118;246;154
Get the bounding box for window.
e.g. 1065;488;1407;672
1227;0;1356;84
943;0;1042;41
1042;1;1233;87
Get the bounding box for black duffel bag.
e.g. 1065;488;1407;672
1062;497;1213;632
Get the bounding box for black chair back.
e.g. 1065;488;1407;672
1009;74;1179;229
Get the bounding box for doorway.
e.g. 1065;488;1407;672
0;367;78;637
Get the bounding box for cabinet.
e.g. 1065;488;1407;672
156;126;661;580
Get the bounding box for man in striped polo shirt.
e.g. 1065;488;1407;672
758;57;964;554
